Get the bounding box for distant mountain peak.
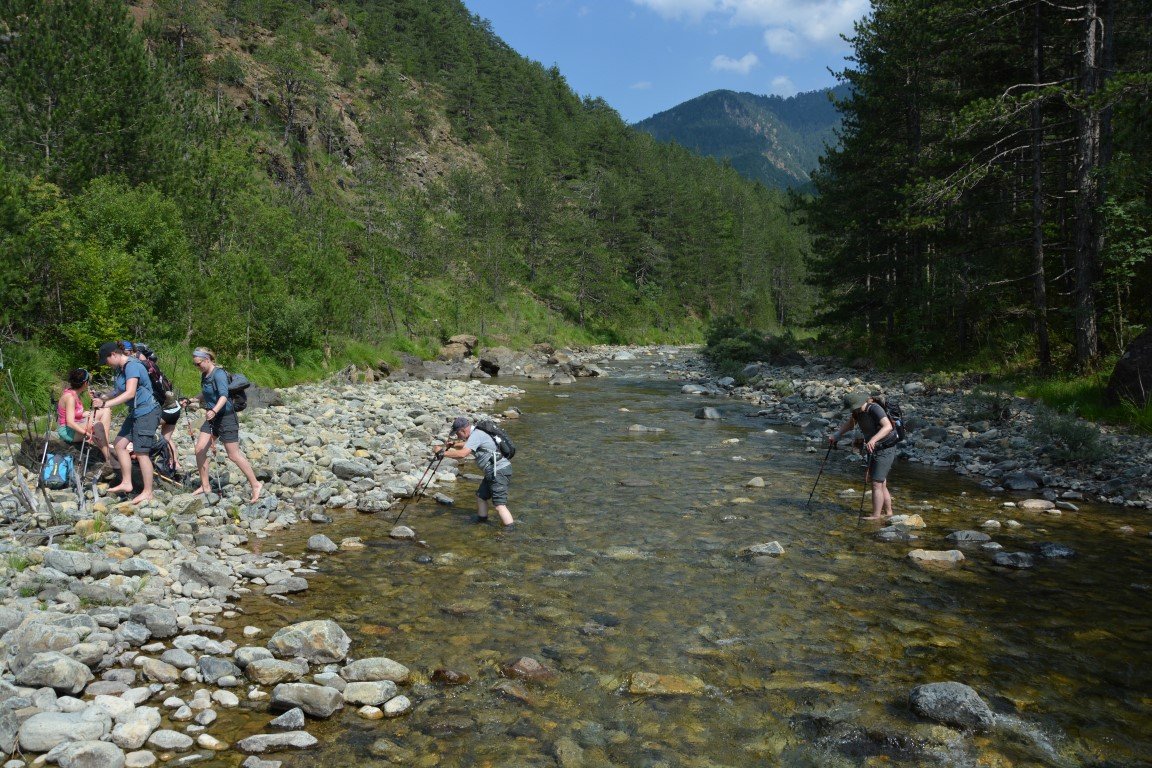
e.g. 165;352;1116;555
633;85;848;189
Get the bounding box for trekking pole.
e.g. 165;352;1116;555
806;440;834;508
857;447;872;523
392;450;445;525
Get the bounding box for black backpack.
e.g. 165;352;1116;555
142;357;174;406
475;420;516;459
215;369;251;412
877;398;907;446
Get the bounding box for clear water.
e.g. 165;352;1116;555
213;362;1152;767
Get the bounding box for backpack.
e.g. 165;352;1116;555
877;398;907;447
41;453;74;490
475;420;516;459
142;358;174;406
213;369;251;412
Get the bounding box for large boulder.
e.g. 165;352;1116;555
909;681;996;731
270;683;344;718
1106;328;1152;407
18;709;111;752
342;657;410;683
14;651;94;693
476;347;540;377
267;620;350;663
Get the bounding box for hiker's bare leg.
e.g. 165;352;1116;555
131;454;154;504
92;413;114;465
494;504;514;526
107;437;134;493
162;423;179;470
476;498;489;520
193;430;213;494
863;480;890;520
224;441;261;502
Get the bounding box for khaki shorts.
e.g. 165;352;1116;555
477;465;512;506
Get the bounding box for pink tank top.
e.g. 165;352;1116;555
58;389;84;426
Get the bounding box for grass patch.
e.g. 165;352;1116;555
1019;373;1152;434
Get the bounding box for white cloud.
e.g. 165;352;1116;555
763;28;801;57
630;81;654;90
711;52;760;74
770;75;797;96
632;0;868;53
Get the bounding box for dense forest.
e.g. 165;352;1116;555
0;0;812;385
807;0;1151;372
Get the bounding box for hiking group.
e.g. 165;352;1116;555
57;342;260;505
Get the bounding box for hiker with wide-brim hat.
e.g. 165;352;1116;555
191;347;262;503
437;416;515;527
93;341;160;504
829;392;897;520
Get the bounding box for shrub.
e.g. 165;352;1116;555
1029;405;1105;463
704;316;799;378
960;386;1014;423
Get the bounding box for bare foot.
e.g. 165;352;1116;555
249;482;263;504
861;514;886;520
191;487;210;496
106;484;133;494
130;492;153;505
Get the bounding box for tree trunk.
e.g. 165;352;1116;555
1031;0;1051;369
1073;0;1106;368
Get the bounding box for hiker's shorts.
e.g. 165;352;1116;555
57;425;79;443
160;403;183;426
201;410;240;444
477;465;512;506
118;409;160;453
869;445;897;483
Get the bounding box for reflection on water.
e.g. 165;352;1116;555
217;365;1152;767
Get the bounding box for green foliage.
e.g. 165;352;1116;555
960;386;1014;423
0;341;66;427
704;316;800;377
1029;405;1105;463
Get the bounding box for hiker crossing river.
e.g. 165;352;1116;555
219;352;1151;767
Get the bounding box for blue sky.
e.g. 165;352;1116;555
459;0;871;124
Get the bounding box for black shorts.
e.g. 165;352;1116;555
160;404;183;426
118;409;161;454
869;446;897;483
200;410;240;444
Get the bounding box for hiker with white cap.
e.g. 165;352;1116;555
829;392;897;520
438;416;515;527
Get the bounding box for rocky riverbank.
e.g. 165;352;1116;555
0;376;522;767
653;348;1152;510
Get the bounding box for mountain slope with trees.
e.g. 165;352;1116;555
634;87;848;189
0;0;813;392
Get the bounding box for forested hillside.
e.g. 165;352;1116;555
0;0;812;381
807;0;1151;372
634;87;847;189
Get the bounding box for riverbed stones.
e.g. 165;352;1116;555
15;652;94;694
236;731;318;753
946;530;991;543
627;672;706;696
993;552;1034;569
342;657;410;683
18;709;111;752
909;681;996;731
146;729;194;751
501;657;555;681
1037;542;1077;558
306;534;338;553
908;549;965;566
266;620;350;663
268;708;306;730
1020;498;1055;511
695;407;721;420
45;740;126;768
111;708;161;750
246;659;308;685
342;681;398;707
737;541;785;558
270;683;344;718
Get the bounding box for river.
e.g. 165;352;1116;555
219;358;1152;767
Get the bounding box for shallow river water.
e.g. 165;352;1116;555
218;360;1152;767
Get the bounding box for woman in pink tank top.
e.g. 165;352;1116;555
56;368;113;465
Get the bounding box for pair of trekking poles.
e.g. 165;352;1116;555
806;437;873;520
392;434;456;525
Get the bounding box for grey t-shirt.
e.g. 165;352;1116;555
464;428;510;475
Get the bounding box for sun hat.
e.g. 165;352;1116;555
843;392;870;410
450;417;470;436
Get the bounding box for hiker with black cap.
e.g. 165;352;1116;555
93;341;160;503
829;392;896;520
438;416;515;527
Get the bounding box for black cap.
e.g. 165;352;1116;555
450;416;470;436
98;342;119;365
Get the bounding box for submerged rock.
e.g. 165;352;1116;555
627;672;706;696
909;681;996;731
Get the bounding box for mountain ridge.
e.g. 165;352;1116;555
633;85;849;189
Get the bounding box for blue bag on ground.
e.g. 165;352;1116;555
41;453;74;490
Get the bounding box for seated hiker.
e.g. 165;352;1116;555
92;341;160;504
56;368;113;466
